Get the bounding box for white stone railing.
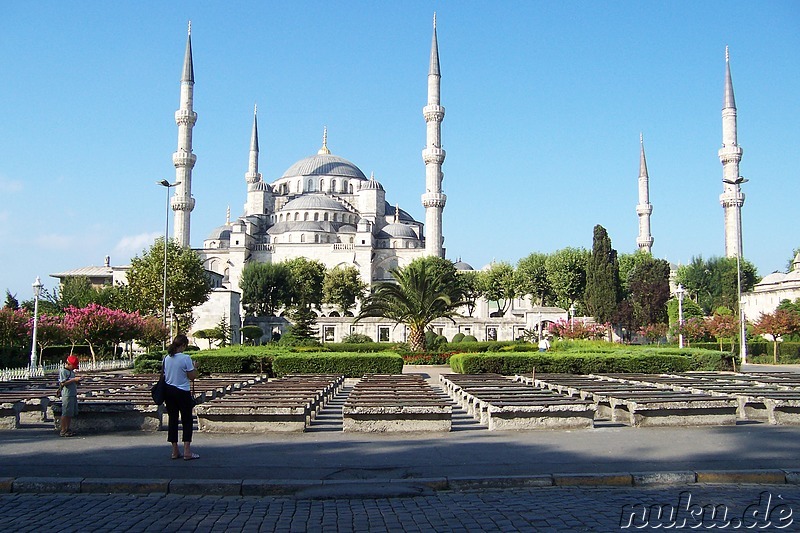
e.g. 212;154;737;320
253;243;274;252
0;359;134;381
333;243;354;250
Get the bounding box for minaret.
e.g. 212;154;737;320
245;105;271;216
719;46;745;258
636;133;654;253
171;22;197;247
421;13;446;258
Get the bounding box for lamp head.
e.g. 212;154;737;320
32;276;42;297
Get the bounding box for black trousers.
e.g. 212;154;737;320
164;384;194;443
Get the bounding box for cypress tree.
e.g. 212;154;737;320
585;225;620;324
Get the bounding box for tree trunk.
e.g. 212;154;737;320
774;341;779;364
408;326;426;353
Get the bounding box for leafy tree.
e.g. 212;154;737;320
284;258;326;341
628;256;671;327
137;316;168;351
617;250;654;298
239;262;292;317
27;314;69;364
62;304;143;364
457;270;481;317
322;266;367;316
777;298;800;315
241;325;264;345
4;290;19;310
478;262;516;317
0;307;29;347
549;319;607;340
210;314;232;348
753;309;800;363
126;237;211;332
515;252;552;306
356;256;466;352
545;247;588;310
676;256;758;315
59;276;103;309
680;316;709;348
585;225;620;325
707;312;739;351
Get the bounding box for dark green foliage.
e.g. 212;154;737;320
676;256;759;315
241;325;264;345
627;256;671;327
341;333;374;344
449;349;732;375
272;352;403;377
133;351;274;375
451;333;465;343
239;262;292;317
0;346;26;368
424;330;448;351
463;335;478;342
322;265;367;316
286;307;318;342
585;225;620;324
4;290;20;310
278;324;322;347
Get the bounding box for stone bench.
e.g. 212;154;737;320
51;398;162;432
196;374;344;433
343;374;452;432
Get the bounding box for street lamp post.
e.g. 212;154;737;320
168;302;175;339
157;180;180;339
675;284;685;349
29;277;43;372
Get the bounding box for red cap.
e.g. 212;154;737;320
67;355;79;368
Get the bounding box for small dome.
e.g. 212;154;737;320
206;225;231;240
759;272;786;286
338;224;357;233
361;179;384;191
386;203;414;222
282;194;348;211
249;180;271;192
454;260;474;271
379;223;418;239
280;153;367;181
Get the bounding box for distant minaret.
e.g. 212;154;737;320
636;134;654;253
244;105;271;216
718;46;745;258
421;13;446;258
172;21;197;247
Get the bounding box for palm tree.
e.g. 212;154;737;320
356;257;466;352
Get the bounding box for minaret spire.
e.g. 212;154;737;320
318;126;331;155
172;21;197;247
718;46;745;258
421;14;446;257
636;133;654;253
244;104;270;216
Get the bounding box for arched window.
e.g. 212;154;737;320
323;213;329;221
343;180;348;193
294;212;299;221
300;234;305;243
296;180;300;193
304;212;309;221
349;183;354;194
314;235;319;243
314;212;319;221
331;179;337;192
349;237;354;244
307;179;313;191
332;213;338;222
319;179;324;191
288;234;292;243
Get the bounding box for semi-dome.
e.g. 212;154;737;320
280;153;367;181
282;194;348;211
379;223;418;239
206;225;231;240
454;260;474;271
759;272;786;286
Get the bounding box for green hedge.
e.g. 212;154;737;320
134;352;274;375
449;350;734;375
272;352;403;377
322;342;401;353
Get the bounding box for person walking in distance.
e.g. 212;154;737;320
163;334;199;460
58;355;81;437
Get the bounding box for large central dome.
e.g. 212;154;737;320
280;153;367;181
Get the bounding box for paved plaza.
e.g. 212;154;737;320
1;364;799;531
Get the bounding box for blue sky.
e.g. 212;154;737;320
1;1;798;300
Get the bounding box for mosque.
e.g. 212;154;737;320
53;19;773;344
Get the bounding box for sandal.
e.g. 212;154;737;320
171;453;183;460
184;453;200;461
60;431;75;437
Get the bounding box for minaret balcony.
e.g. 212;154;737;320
171;196;196;212
421;192;447;208
173;151;197;168
636;204;653;216
422;147;446;165
719;190;745;208
174;109;198;126
718;145;743;163
423;104;445;122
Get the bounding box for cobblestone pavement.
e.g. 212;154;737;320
2;485;798;532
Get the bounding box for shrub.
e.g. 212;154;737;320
451;333;465;343
272;352;403;377
323;342;397;353
463;335;477;342
241;325;264;345
449;349;732;375
403;352;454;365
342;333;374;344
134;349;274;375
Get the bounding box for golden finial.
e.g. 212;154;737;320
318;126;331;155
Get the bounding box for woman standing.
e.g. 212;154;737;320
163;334;199;460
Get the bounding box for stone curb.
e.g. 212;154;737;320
3;469;797;496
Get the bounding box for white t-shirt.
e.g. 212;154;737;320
164;352;194;391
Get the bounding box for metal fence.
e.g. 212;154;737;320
0;359;134;382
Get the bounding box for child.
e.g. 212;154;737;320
58;355;81;437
